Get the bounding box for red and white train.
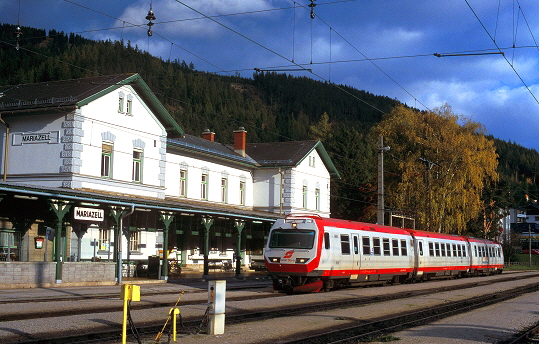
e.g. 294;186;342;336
264;214;504;293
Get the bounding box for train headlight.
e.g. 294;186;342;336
295;258;309;263
269;257;281;263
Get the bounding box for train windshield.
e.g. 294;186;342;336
268;229;315;249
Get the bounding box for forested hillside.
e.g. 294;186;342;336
1;24;538;231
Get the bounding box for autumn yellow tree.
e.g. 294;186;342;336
371;104;498;234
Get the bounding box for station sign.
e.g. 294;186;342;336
12;131;60;145
74;207;105;222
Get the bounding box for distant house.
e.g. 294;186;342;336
0;73;339;286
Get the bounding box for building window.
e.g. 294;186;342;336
129;230;140;252
201;173;208;200
309;156;316;167
179;169;187;197
302;185;307;209
101;143;113;178
118;92;124;113
126;99;132;114
315;188;320;211
239;181;246;205
132;150;142;183
99;229;109;251
221;177;228;203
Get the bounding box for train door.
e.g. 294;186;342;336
413;238;426;279
352;234;361;276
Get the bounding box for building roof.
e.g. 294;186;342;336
246;140;340;178
167;134;258;166
0;73;184;137
0;181;279;222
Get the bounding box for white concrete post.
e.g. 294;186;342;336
208;280;226;335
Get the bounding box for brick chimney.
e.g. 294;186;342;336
202;129;215;142
233;127;247;157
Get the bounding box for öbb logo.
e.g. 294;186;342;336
283;250;294;258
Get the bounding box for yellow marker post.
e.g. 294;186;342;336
155;291;184;342
171;308;180;341
121;284;140;344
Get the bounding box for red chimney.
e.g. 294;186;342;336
202;129;215;142
233;127;247;157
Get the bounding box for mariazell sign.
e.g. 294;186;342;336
74;207;105;221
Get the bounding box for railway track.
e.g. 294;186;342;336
281;282;539;344
2;272;537;343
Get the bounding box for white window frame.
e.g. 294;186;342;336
118;92;124;113
98;229;109;251
302;185;307;209
239;181;246;205
315;188;320;211
129;230;140;252
101;142;113;178
201;173;208;200
221;177;228;203
179;169;187;197
132;150;143;183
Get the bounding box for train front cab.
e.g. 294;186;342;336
264;216;324;293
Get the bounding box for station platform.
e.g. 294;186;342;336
0;270;272;303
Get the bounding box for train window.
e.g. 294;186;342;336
324;232;330;249
268;229;315;249
373;237;381;255
441;243;446;257
474;246;477;257
445;243;450;257
457;245;462;257
462;245;467;257
402;239;408;256
452;244;457;257
353;236;359;254
362;237;370;255
428;242;434;256
340;235;350;255
435;243;440;257
383;238;390;256
392;239;399;256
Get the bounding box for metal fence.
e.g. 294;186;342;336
504;261;539;267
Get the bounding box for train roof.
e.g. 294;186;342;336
284;215;411;235
405;229;467;241
281;215;501;244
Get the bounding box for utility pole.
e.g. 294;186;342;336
377;136;390;225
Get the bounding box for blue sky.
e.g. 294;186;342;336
1;0;539;151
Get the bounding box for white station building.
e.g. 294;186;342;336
0;73;339;287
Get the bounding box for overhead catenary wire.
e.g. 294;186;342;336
464;0;539;108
